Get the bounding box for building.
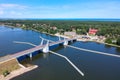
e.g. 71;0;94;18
64;32;76;37
51;26;57;30
88;28;98;35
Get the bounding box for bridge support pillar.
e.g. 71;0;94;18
29;53;32;60
40;38;44;46
43;40;49;53
63;38;68;46
59;35;61;41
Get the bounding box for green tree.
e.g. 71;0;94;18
117;38;120;45
105;38;112;44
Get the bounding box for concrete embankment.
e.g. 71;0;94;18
0;58;38;80
0;65;38;80
0;59;20;75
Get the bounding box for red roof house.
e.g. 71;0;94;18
88;28;98;35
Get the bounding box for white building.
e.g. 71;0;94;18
64;32;76;37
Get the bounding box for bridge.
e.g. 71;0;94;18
0;37;76;63
0;36;86;76
1;35;120;77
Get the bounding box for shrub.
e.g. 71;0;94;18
3;70;10;77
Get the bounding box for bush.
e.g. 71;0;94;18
117;38;120;45
3;70;10;77
105;38;112;44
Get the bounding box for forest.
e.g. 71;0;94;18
0;19;120;45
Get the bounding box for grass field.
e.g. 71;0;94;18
0;59;20;75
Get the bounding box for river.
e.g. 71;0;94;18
0;26;120;80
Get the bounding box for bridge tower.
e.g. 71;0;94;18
59;35;61;41
43;40;49;53
63;38;68;46
40;38;44;46
29;53;32;60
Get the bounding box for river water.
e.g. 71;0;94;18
0;26;120;80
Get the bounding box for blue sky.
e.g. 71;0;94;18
0;0;120;18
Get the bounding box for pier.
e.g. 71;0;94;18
67;45;120;58
50;51;84;76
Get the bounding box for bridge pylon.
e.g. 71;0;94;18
59;35;61;41
40;38;44;46
43;40;49;53
63;38;68;46
29;53;32;60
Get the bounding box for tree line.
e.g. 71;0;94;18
0;19;120;45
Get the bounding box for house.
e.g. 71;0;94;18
64;32;76;37
88;28;98;35
51;26;57;30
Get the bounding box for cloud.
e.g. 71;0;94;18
0;4;28;10
53;1;120;18
0;4;27;18
10;11;22;15
0;10;4;15
0;4;19;7
30;1;120;18
0;1;120;18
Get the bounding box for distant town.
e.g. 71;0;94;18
0;20;120;46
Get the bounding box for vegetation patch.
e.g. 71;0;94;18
0;59;20;76
1;20;120;46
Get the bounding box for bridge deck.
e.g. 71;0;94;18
0;38;75;63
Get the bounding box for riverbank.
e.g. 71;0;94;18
0;59;20;75
0;52;38;80
56;34;120;48
0;65;38;80
1;24;120;49
55;33;70;38
0;25;15;28
0;25;120;80
21;27;120;48
97;41;120;48
77;38;120;48
31;28;57;37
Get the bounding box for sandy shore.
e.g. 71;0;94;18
0;65;38;80
55;34;70;38
77;38;120;48
97;41;120;48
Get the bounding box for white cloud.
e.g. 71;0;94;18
0;1;120;18
0;4;27;18
0;4;28;9
0;4;18;7
0;10;4;15
10;11;22;15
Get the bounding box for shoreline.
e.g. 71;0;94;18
0;25;120;79
3;25;120;48
0;65;38;80
1;25;120;48
0;25;15;28
56;33;120;48
97;41;120;48
77;38;120;48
